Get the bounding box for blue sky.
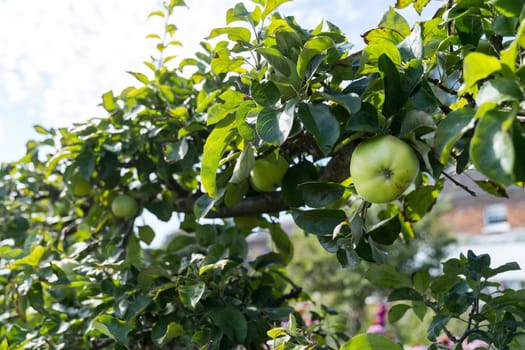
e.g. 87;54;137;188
0;0;441;163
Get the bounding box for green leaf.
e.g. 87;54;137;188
251;80;281;107
365;264;412;288
10;246;46;269
127;71;149;85
403;183;443;222
300;182;346;208
412;301;428;321
292;209;347;236
152;321;185;346
256;100;295;145
462;52;501;92
230;147;255;184
102;91;119;112
236;101;258;142
341;333;403;350
28;282;45;314
201;115;237;198
193;194;218;219
399;110;436;137
267;327;287;339
179;282;206;308
92;315;132;348
297;103;340;156
379;54;404;117
388;287;423;302
145;199;173;222
388;304;411;323
281;161;318;206
398;25;423;60
431;274;462;294
226;3;251;24
76;147;96;179
209;27;251;42
125;296;152;322
317;91;362;115
455;14;482;47
474;179;509;198
470;108;515;186
396;0;412;9
336;247;361;268
486;261;521;278
477;77;523;106
427;315;451;341
379;7;411;36
208;306;247;343
368;216;401;245
257;47;291;76
359;42;401;74
164;139;189;163
262;0;293;19
126;234;142;267
363;27;405;45
138;225;155;244
346;102;381;132
412;271;431;293
269;223;293;261
147;10;165;18
297;36;334;78
488;0;525;17
435;108;475;164
413;0;430;14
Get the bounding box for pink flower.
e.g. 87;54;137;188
406;346;427;350
366;324;386;334
462;339;488;350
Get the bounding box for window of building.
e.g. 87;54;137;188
483;204;510;234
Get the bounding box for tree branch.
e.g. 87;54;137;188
172;191;290;218
442;171;477;197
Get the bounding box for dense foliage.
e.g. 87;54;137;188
2;0;525;348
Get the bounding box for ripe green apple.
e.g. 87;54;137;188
350;135;419;203
250;154;289;192
111;194;139;219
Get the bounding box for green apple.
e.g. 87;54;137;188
350;135;419;203
250;154;289;192
71;175;92;196
111;194;139;219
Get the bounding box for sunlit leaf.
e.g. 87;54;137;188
462;52;501;92
201;115;237;198
92;315;132;347
470;108;515;186
341;333;403;350
209;27;251;42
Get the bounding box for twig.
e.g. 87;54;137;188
441;171;477;197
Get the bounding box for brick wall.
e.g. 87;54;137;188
439;196;525;236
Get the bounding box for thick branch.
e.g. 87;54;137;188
172;191;289;218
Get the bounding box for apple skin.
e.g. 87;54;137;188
111;194;139;219
250;154;289;192
350;135;419;203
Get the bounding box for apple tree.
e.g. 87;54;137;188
1;0;525;349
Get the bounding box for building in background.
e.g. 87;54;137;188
440;173;525;288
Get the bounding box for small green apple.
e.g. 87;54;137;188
350;135;419;203
250;154;289;192
111;194;139;219
71;175;92;196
